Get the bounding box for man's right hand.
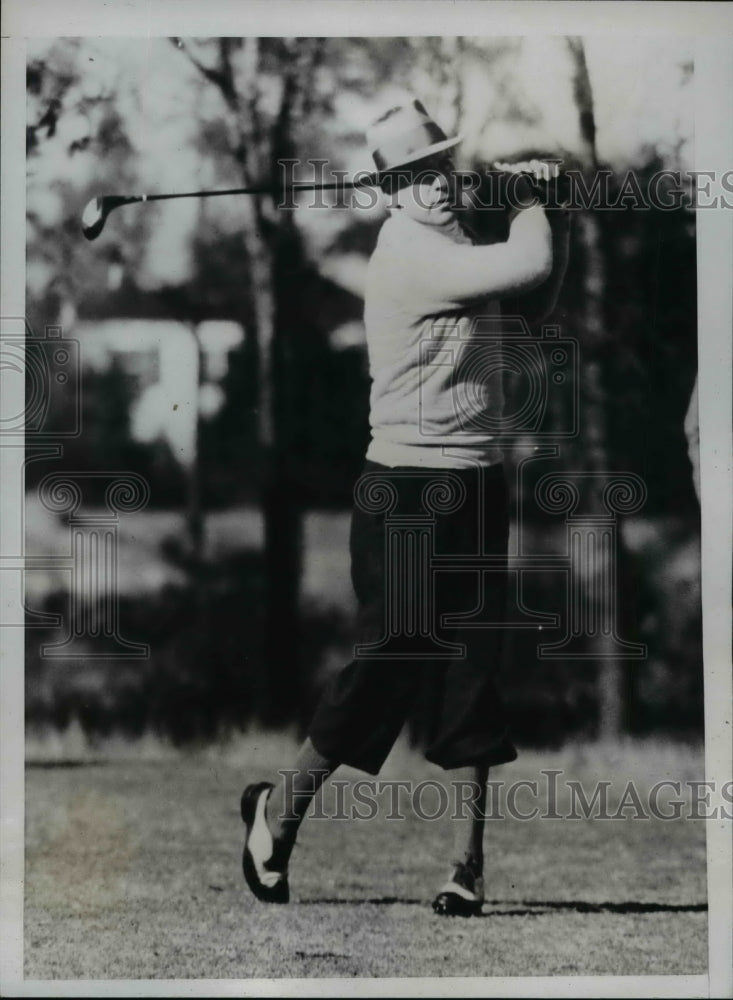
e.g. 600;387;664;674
493;158;561;184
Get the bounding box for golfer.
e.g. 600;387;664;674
241;100;570;915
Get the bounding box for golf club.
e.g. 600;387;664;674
82;169;569;242
81;177;380;241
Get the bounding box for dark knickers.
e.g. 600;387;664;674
308;460;518;774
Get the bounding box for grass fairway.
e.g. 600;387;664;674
24;735;708;980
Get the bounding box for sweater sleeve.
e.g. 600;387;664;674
393;204;554;312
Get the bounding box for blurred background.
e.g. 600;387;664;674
24;35;701;750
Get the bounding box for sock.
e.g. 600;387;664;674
267;737;339;859
448;763;489;879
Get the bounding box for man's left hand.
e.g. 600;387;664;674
492;158;561;184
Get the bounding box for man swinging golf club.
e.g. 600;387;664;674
241;99;570;915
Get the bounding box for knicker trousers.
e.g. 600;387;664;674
308;459;518;774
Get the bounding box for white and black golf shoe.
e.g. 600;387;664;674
240;781;290;904
432;859;485;917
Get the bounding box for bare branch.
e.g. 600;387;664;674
169;37;236;105
216;38;240;110
232;37;264;197
565;36;598;168
298;38;326;122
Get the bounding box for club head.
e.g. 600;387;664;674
81;195;136;241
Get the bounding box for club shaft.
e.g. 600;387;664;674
132;170;550;205
137;179;376;204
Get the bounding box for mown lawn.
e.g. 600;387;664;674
24;735;707;980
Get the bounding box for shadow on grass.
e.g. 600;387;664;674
514;900;708;914
25;760;110;769
296;896;707;916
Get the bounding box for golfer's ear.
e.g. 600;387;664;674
382;182;406;212
379;187;402;212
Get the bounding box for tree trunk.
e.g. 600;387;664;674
236;41;316;726
239;173;304;726
566;36;626;739
174;38;324;726
186;324;205;565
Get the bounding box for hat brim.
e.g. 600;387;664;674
375;135;462;175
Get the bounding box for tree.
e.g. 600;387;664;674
170;37;331;723
26;36;699;741
565;36;625;738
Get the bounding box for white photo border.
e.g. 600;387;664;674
2;2;731;997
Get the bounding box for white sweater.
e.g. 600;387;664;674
364;211;507;469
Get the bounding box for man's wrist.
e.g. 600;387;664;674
508;198;542;223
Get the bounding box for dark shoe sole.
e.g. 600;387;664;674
240;782;289;904
432;891;483;917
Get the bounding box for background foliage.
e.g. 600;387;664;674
25;36;701;745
